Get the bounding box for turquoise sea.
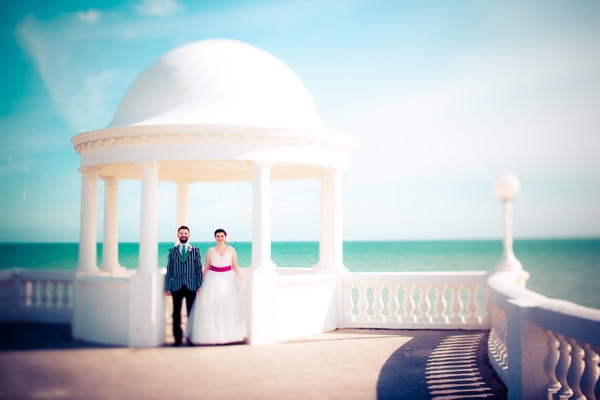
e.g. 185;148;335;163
1;239;598;309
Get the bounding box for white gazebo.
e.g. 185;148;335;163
70;39;354;346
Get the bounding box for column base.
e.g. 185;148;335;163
246;268;278;345
312;263;348;274
128;271;165;347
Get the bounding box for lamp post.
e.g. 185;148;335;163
493;174;529;286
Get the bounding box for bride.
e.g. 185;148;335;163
186;228;246;344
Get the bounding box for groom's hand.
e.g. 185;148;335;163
166;291;171;296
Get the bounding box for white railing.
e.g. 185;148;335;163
0;268;76;323
343;271;490;329
488;270;600;400
2;267;599;400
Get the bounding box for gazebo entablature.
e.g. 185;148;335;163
72;124;353;182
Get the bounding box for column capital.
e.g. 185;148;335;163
78;167;98;177
99;175;120;184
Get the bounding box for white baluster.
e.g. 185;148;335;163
32;280;42;307
545;331;561;399
481;287;490;324
371;284;384;322
580;344;599;400
356;284;369;323
38;280;46;307
466;285;479;324
345;283;356;323
555;334;574;400
387;284;400;323
402;284;417;323
47;281;58;308
432;285;448;324
417;284;432;323
63;281;74;308
52;281;62;308
490;328;508;371
451;285;465;324
22;280;31;307
566;338;585;400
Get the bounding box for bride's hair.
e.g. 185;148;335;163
214;228;227;237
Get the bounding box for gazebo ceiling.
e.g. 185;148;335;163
71;39;354;181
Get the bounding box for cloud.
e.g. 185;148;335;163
135;0;182;16
0;156;30;177
15;14;123;132
76;9;101;23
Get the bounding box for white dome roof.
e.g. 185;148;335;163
108;39;325;131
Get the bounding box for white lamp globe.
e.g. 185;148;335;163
493;174;520;201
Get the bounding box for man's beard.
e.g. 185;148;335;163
179;237;189;243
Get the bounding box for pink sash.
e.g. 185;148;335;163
209;265;232;272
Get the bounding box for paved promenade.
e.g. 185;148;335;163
0;323;506;399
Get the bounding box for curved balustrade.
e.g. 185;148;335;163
2;266;599;400
343;272;490;329
488;270;600;400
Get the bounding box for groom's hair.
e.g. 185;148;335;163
178;225;190;233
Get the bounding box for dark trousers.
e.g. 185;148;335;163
171;285;197;344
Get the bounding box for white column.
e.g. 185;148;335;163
247;163;277;344
78;170;98;273
175;181;190;230
315;169;346;272
100;176;121;273
138;162;159;274
251;163;275;270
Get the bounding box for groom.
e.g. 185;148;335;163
165;225;203;346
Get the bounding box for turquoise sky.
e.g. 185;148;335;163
1;0;599;242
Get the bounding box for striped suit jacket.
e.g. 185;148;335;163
164;244;203;292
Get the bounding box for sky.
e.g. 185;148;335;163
1;0;599;243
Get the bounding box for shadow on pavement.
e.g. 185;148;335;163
0;323;118;350
377;330;507;400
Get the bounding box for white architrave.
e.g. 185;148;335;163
78;170;98;273
100;176;120;273
251;163;275;270
138;162;159;274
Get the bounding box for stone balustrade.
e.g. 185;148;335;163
488;270;600;400
0;268;75;323
343;271;490;329
1;267;599;399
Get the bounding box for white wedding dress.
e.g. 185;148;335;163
186;246;246;344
